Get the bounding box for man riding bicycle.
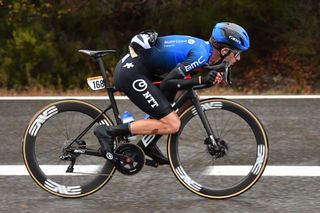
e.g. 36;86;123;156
94;22;250;165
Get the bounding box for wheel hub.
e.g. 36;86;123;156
205;138;228;158
59;139;87;172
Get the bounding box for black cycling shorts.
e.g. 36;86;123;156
113;54;173;119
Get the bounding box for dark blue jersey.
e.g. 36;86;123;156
142;35;214;75
114;34;215;117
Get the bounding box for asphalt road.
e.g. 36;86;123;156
0;97;319;213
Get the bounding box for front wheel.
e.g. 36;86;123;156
22;100;116;198
168;98;269;199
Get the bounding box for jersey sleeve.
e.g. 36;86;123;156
160;48;209;93
176;48;209;76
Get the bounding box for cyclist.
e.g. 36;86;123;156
94;22;250;164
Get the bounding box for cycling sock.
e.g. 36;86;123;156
107;123;131;137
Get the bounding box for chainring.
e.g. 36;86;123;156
114;143;145;175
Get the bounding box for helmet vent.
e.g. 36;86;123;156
243;32;249;39
240;37;244;46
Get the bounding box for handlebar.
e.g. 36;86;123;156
202;60;228;71
202;60;232;85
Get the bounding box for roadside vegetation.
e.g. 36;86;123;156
0;0;319;95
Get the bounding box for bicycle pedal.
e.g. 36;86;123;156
145;159;159;168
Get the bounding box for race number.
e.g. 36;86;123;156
87;76;105;90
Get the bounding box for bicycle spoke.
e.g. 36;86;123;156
23;100;116;198
169;99;268;199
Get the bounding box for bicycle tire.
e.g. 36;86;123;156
168;98;269;199
22;100;116;198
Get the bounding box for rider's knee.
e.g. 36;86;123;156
168;117;181;134
161;112;181;134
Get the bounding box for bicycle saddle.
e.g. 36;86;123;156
79;49;116;58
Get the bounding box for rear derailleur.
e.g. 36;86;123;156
59;139;86;173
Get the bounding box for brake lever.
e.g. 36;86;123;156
203;61;232;85
224;66;232;85
202;60;228;71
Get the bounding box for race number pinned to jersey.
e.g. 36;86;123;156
87;76;105;90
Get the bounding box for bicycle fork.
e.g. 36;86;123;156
190;91;228;158
190;91;218;147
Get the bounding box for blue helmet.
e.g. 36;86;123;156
211;22;250;51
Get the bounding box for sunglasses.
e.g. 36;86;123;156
221;49;242;58
231;49;242;57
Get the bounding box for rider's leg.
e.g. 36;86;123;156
96;54;178;162
130;111;180;135
130;112;180;165
94;123;131;158
94;112;180;161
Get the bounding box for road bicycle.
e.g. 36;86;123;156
22;50;269;199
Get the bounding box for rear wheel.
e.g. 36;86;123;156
168;98;269;199
22;100;116;198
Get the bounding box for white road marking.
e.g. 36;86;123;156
0;165;103;176
0;165;319;176
203;166;320;176
0;95;319;101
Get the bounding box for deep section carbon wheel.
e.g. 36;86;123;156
168;98;269;199
22;100;116;198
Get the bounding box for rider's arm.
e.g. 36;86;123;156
160;65;199;91
160;67;217;91
160;51;217;91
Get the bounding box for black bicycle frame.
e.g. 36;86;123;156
171;89;218;145
96;57;122;125
67;55;218;153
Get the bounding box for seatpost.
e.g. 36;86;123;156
96;58;110;87
95;57;122;125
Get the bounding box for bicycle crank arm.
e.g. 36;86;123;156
145;159;159;167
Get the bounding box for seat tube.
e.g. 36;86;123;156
96;57;122;125
191;90;218;145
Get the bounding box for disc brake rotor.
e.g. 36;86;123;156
205;138;229;158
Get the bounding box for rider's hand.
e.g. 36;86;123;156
201;70;217;86
214;72;224;84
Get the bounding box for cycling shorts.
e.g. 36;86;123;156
113;54;173;119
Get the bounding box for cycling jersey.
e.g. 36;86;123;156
141;35;213;75
114;35;214;119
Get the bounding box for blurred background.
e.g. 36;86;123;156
0;0;319;94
